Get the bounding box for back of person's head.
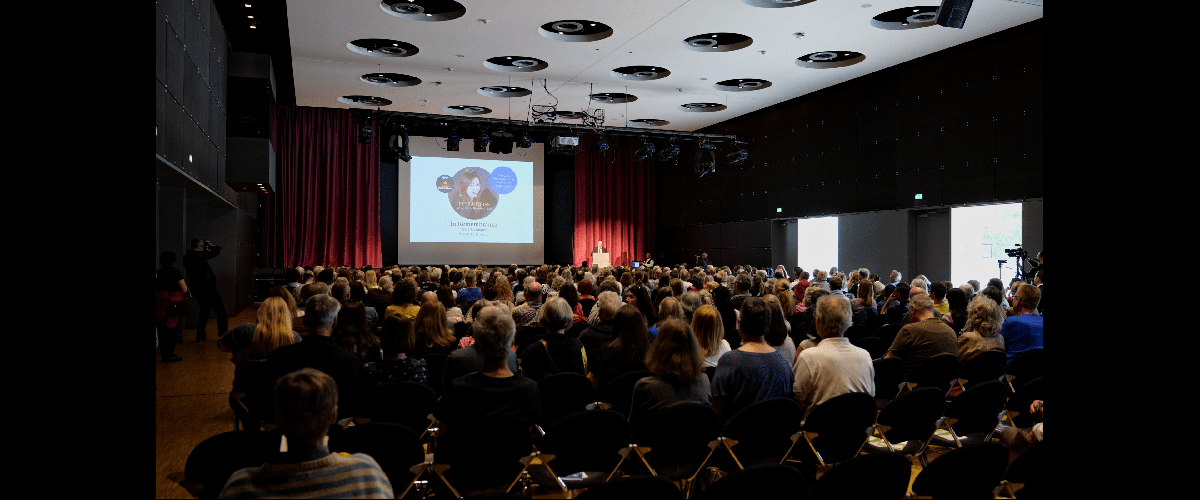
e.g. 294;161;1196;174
1015;283;1041;311
252;297;295;357
828;275;843;291
274;368;338;448
966;295;1005;338
981;286;1005;307
738;297;771;339
304;294;341;331
929;282;947;301
889;270;902;283
803;286;831;308
539;297;573;333
316;268;336;284
908;294;935;316
379;315;415;357
679;291;701;317
691;304;725;357
436;285;456;310
331;282;350;301
392;278;419;305
946;288;968;313
160;251;177;268
734;274;752;293
611;304;651;364
987;278;1004;291
645;318;704;384
814;295;852;339
596;291;623;321
657;296;684;323
968;280;981;293
525;281;544;303
472;308;516;365
415;301;453;347
761;295;789;347
910;278;927;292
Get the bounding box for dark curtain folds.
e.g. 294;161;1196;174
573;136;655;267
262;105;382;268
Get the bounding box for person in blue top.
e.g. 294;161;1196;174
1000;284;1043;366
710;297;793;421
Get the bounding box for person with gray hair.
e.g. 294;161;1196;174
266;294;368;417
679;291;702;325
792;295;874;420
579;291;622;363
443;306;521;390
520;298;587;381
885;294;957;378
889;270;903;286
957;295;1006;364
435;306;540;491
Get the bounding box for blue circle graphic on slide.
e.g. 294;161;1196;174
490;166;518;195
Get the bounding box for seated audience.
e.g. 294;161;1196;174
710;298;793;421
411;301;457;359
792;295;875;421
369;315;428;387
519;297;587;381
957;295;1006;364
588;304;652;390
332;300;382;363
1001;284;1043;366
629;319;712;435
219;296;302;425
692;304;732;367
267;294;368;418
383;279;420;321
885;295;957;378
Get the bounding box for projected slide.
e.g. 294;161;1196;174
409;156;534;244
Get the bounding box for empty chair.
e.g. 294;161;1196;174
180;430;278;499
720;398;805;468
955;350;1007;390
903;352;958;394
574;475;682;500
808;451;911;500
327;422;425;491
536;409;632;489
693;463;808;500
1004;441;1045;499
1004;348;1043;392
851;336;887;360
537;372;596;429
911;441;1008;499
863;387;943;464
872;357;906;404
364;382;437;437
636;402;722;488
930;380;1009;448
788;392;877;467
597;370;653;417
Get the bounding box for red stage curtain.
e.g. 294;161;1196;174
573;136;655;267
262;106;382;268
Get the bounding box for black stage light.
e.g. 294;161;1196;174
634;140;656;161
592;136;610;152
446;129;460;151
725;147;748;166
696;141;717;177
474;132;490;152
358;120;374;144
387;124;412;162
517;134;532;148
657;138;680;161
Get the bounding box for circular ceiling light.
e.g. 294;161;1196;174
682;33;752;52
740;0;816;7
538;20;613;42
347;39;419;57
379;0;465;21
714;79;772;92
588;93;637;104
795;51;866;69
610;65;671;81
477;86;532;98
444;105;492;115
484;56;548;72
629;119;670;127
870;6;940;30
338;95;393;107
360;73;421;87
680;103;727;112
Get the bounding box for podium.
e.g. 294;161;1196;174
592;252;610;268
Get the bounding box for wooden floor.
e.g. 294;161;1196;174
156;305;966;499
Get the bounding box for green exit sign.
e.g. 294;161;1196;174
914;194;923;200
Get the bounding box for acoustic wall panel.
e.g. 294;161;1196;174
942;123;995;167
857;174;898;212
942;161;996;205
896;169;943;208
995;110;1042;159
995;154;1042;201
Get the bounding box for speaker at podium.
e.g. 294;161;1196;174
591;241;609;267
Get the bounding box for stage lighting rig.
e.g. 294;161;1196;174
633;140;656;161
516;133;532;148
657;138;680;162
358;117;374;144
446;129;460;151
547;134;580;155
696;140;717;178
592;136;610;152
725;145;748;166
474;131;490;152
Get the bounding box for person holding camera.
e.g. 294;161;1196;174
184;239;228;341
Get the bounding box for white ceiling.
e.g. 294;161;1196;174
287;0;1042;132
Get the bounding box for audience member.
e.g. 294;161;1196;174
1000;284;1043;366
710;298;793;421
692;304;732;367
519;298;587;381
629;319;711;435
267;295;367;418
370;316;428;386
792;295;874;421
332;300;382;363
156;251;188;362
885;295;957;378
411;301;456;358
588;304;652;390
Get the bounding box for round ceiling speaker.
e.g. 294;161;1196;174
870;6;940;30
680;103;727;113
629;119;670;127
477;86;532;98
740;0;816;7
538;20;613;42
714;79;772;92
484;56;548;72
682;33;752;52
379;0;465;21
347;39;419;57
588;93;637;104
795;51;866;69
338;95;393;107
360;73;421;87
444;105;491;115
610;65;671;81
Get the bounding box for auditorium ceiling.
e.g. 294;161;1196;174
222;0;1042;132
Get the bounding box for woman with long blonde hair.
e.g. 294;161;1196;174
412;301;456;358
248;296;297;357
219;296;301;427
691;305;731;367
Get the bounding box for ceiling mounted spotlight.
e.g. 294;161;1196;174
484;56;549;72
725;146;748;166
629;119;669;127
592;136;610;152
516;134;532;148
634;141;656;161
358;118;374;144
446;129;460;151
360;73;421;87
338;95;393;107
796;51;867;69
870;6;940;30
610;66;671;81
477;86;533;98
714;79;772;92
696;141;717;177
538;20;613;42
740;0;816;7
379;0;465;21
588;93;637;104
682;33;753;52
347;39;419;57
474;132;490;152
658;138;681;162
680;103;727;112
444;105;492;116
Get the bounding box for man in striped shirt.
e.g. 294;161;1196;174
219;369;392;499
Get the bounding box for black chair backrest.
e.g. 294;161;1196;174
865;314;890;334
843;323;869;343
1005;441;1045;498
420;353;449;395
808;451;911;500
722;398;804;467
911;442;1008;499
906;353;958;392
183;430;278;499
872;357;906;401
515;326;549;353
956;350;1006;389
943;380;1008;437
851;336;887;360
871;323;903;348
694;463;808;500
365;382;436;434
539;409;631;476
565;322;590;339
637;402;722;480
1005;348;1044;389
537;372;596;428
598;370;653;417
793;392;876;465
327;422;424;488
705;365;717;383
1007;376;1044;429
574;475;682;500
875;387;944;445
